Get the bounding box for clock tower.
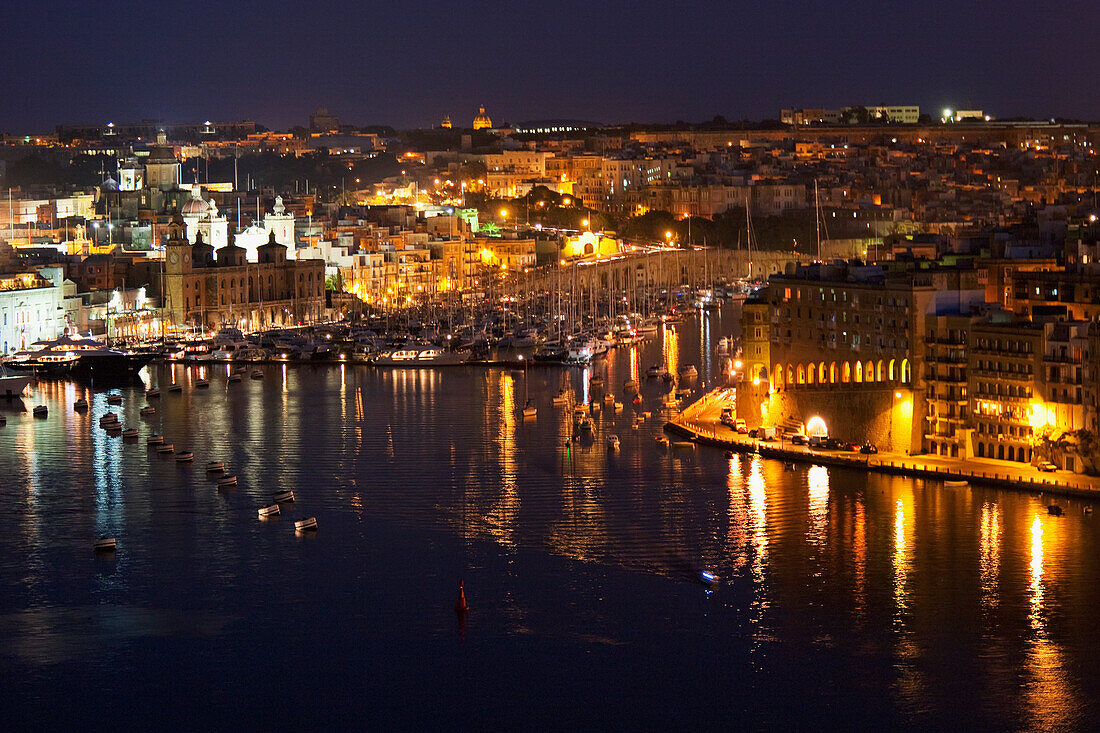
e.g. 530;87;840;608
165;212;191;327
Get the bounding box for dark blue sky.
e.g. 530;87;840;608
3;0;1098;133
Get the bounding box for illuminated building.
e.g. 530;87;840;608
472;106;493;131
161;213;324;331
968;315;1043;463
923;314;972;457
181;184;229;251
439;115;452;129
475;237;536;270
0;257;67;354
742;260;985;452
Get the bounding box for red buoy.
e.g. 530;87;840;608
455;580;468;615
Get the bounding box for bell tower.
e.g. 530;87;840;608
165;212;192;327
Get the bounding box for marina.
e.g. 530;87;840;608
2;302;1100;730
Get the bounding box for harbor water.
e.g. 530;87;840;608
2;304;1099;730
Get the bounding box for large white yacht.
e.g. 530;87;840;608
0;364;32;398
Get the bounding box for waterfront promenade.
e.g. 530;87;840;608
667;388;1100;499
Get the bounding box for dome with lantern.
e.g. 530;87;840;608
181;184;210;216
472;106;492;130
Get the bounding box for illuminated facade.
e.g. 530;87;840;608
967;317;1043;463
0;266;67;354
162;214;324;331
472;106;493;130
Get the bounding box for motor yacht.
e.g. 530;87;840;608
8;332;154;377
373;347;470;367
0;364;32;398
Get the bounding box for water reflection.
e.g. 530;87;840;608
979;501;1001;610
1023;512;1077;729
3;304;1100;729
807;465;829;546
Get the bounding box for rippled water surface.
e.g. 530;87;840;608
2;307;1099;730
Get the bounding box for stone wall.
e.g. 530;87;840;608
741;383;921;453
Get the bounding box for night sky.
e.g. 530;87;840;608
3;0;1098;133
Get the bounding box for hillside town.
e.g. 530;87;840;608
3;107;1100;475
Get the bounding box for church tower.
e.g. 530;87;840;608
165;212;191;327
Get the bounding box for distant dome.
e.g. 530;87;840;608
440;115;452;129
101;177;119;192
472;106;492;130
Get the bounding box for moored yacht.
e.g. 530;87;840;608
373;347;470;367
8;332;154;377
0;364;32;398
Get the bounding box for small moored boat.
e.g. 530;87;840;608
217;475;238;488
121;428;139;439
228;373;242;383
258;504;280;518
250;369;264;380
106;394;123;405
522;403;537;418
139;406;156;416
168;384;183;393
273;490;295;503
74;397;89;410
32;405;48;417
195;379;210;389
155;443;175;454
175;451;194;462
93;537;117;552
206;461;225;473
1048;504;1064;516
146;388;160;399
944;480;969;488
146;434;165;446
295;517;318;532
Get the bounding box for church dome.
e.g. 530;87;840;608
440;115;452;129
181;197;209;215
181;184;209;215
472;106;492;130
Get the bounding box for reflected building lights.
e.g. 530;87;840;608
979;502;1001;610
1028;513;1044;631
747;455;768;588
1023;512;1076;730
807;465;829;545
484;372;519;547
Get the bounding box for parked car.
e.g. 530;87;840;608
809;435;827;448
790;434;807;446
1037;462;1058;472
748;428;759;439
859;444;878;454
824;437;847;450
734;419;747;434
